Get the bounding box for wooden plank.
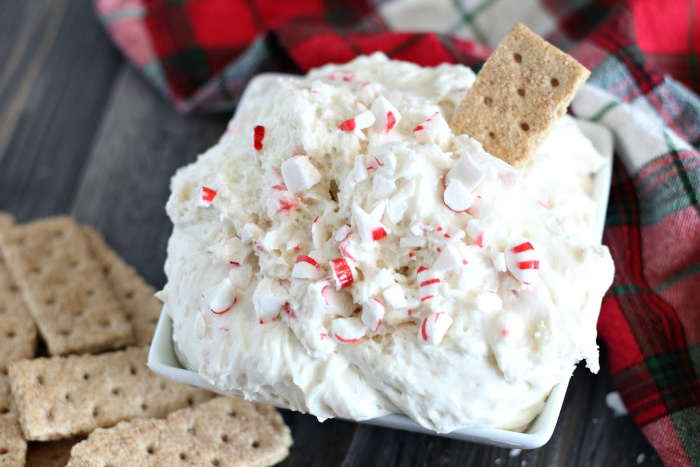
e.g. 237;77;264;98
0;0;122;219
70;65;230;287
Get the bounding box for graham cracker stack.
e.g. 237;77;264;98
0;213;37;373
451;23;590;167
68;397;293;467
83;227;162;346
0;375;26;467
0;216;133;355
8;347;215;441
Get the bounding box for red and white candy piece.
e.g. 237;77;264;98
253;278;289;324
281;155;321;193
420;312;453;345
410;220;431;236
433;244;467;272
331;317;366;343
413;112;450;145
417;266;441;302
443;179;474;212
197;187;216;207
330;258;354;289
311;216;328;249
382;283;407;309
505;238;540;284
361;298;385;331
339;110;376;132
371;96;401;134
253;125;265;150
352;204;390;243
292;255;325;280
475;291;503;313
207;237;250;266
202;277;237;314
466;219;487;247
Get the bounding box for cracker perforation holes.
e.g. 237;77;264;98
60;329;70;337
45;296;56;306
83;372;90;381
211;460;221;466
92;406;100;417
0;448;8;455
551;78;559;87
520;123;530;131
6;330;15;339
86;289;95;297
140;403;148;411
37;375;44;385
99;319;110;328
159;381;167;390
125;290;134;300
187;397;195;407
484;96;493;106
227;409;236;418
0;406;9;415
64;392;72;402
517;88;526;97
187;426;196;435
252;441;260;449
129;365;137;375
514;53;522;63
111;387;121;396
488;132;496;139
220;434;229;443
146;445;155;455
46;409;54;420
179;453;187;461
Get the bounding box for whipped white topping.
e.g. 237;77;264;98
158;53;614;432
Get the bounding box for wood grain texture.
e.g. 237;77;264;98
0;1;663;465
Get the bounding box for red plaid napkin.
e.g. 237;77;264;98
95;1;700;465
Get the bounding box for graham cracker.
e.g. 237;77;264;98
0;375;26;467
67;396;293;467
25;439;82;467
0;216;133;355
0;213;37;372
8;346;215;441
451;23;590;167
83;227;162;346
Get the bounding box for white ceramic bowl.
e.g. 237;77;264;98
148;86;613;449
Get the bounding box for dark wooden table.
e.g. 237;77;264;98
0;2;662;466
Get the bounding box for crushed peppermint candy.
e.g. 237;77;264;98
361;298;384;331
417;266;441;302
197;186;217;207
253;278;288;323
339;110;375;133
202;278;237;314
253;125;265;150
371;96;401;134
330;258;354;289
331;317;366;343
413;112;450;146
281;155;321;193
352;203;390;242
292;254;325;280
420;312;453;345
505;238;540;284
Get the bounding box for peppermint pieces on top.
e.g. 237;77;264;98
281;155;321;193
164;53;615;433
